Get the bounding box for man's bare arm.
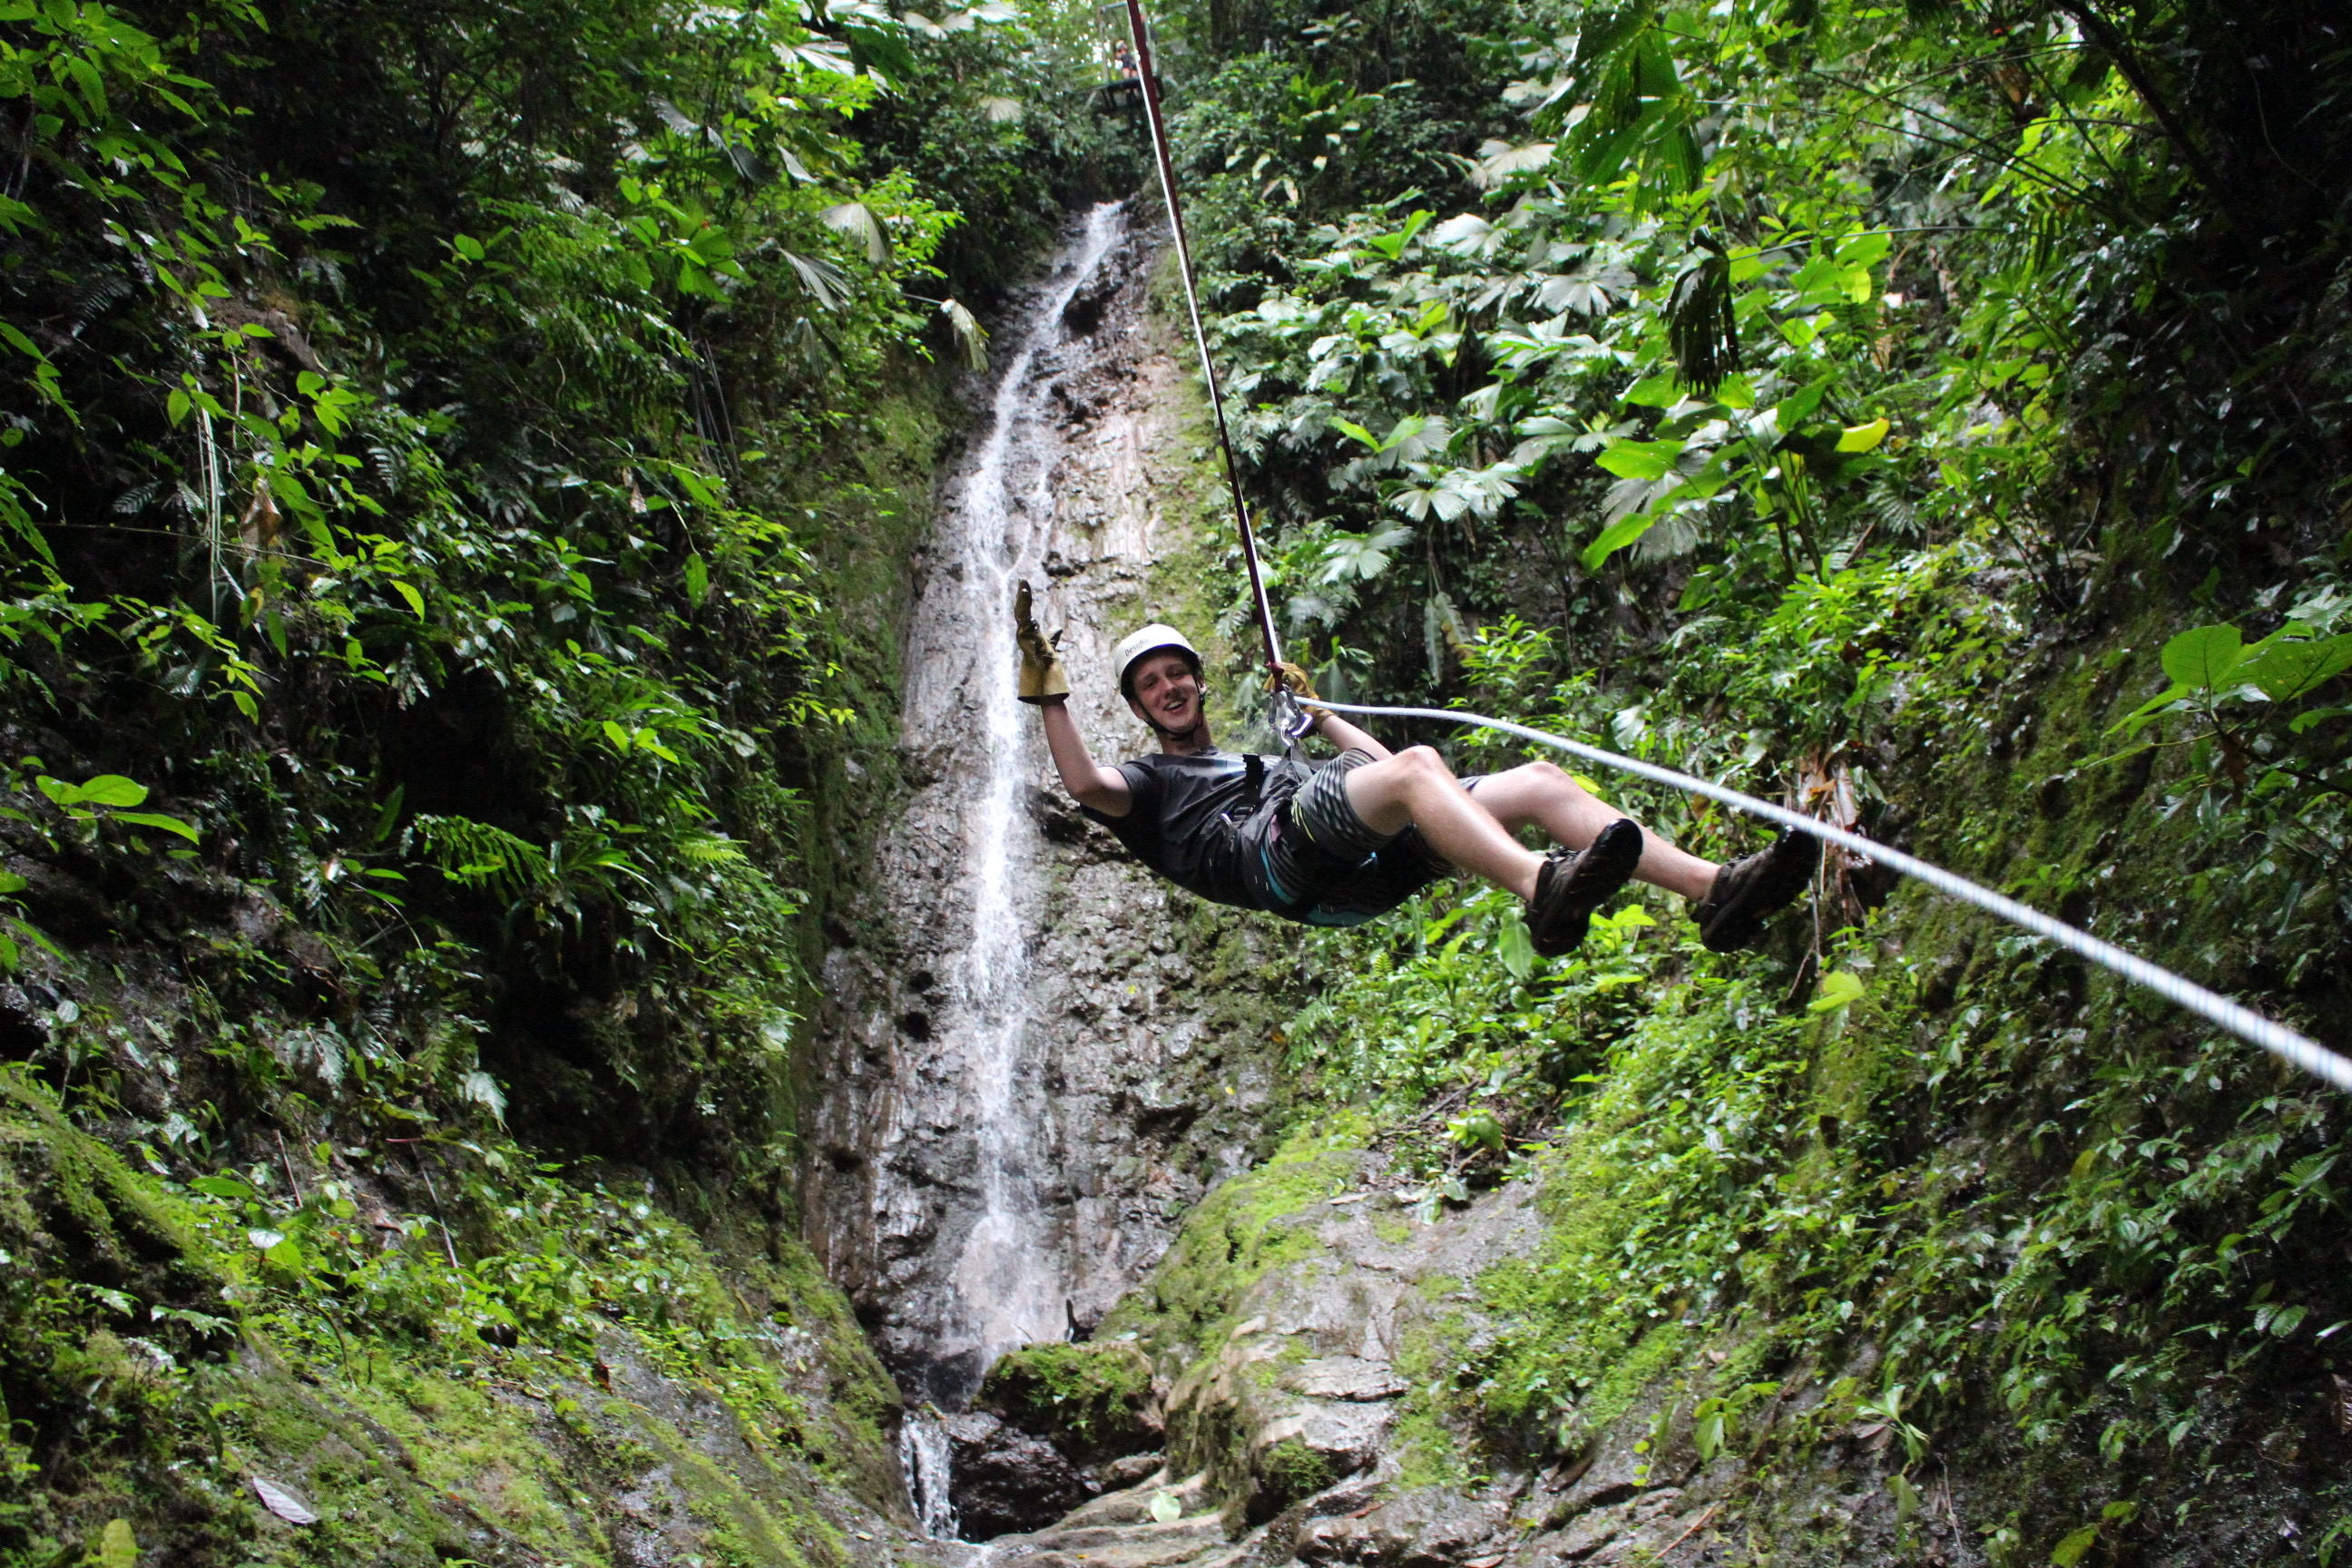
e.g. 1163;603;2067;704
1040;699;1132;816
1309;710;1389;760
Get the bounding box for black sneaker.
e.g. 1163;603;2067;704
1526;818;1643;958
1694;829;1820;953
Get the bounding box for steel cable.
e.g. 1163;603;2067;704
1304;698;2352;1093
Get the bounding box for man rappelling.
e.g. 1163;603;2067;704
1014;583;1818;956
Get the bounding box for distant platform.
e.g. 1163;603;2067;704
1094;77;1148;113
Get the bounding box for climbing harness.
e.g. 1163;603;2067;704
1112;0;2349;1093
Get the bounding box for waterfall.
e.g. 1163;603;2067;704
899;1409;960;1538
936;198;1130;1374
871;196;1131;1538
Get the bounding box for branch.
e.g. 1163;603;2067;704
2045;0;2245;228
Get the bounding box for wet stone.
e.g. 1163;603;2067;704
945;1410;1097;1538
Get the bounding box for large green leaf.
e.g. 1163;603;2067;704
1580;513;1657;570
1622;372;1681;407
1497;913;1534;982
2049;1524;2102;1566
113;811;200;843
2159;623;2243;691
1321;523;1414;583
2231;632;2352;703
82;776;152;808
1808;970;1866;1013
1772;377;1832;427
1595;438;1682;480
36;773;148;808
818;201;890;263
1835;417;1889;452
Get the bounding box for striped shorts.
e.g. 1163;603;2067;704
1241;749;1475;927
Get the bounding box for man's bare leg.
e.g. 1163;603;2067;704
1340;747;1545;899
1466;760;1718;902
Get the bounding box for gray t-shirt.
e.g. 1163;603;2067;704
1081;750;1309;911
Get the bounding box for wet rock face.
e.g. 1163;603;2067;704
944;1410;1096;1537
799;203;1298;1408
1159;1173;1549;1528
937;1407;1170;1541
975;1181;1752;1568
978;1341;1164;1465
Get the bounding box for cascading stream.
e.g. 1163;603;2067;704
899;1412;959;1539
934;201;1128;1374
807;198;1279;1540
870;197;1129;1538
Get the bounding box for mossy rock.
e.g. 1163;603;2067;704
1236;1435;1337;1527
975;1341;1158;1462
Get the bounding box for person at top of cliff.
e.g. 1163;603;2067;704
1012;583;1817;955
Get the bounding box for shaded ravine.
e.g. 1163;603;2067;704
801;199;1298;1470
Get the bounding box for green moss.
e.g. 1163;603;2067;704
0;1042;910;1566
1390;1404;1475;1491
1579;1325;1685;1439
977;1341;1156;1461
1100;1118;1367;1353
1249;1435;1338;1515
1414;1272;1463;1302
1391;1308;1477;1489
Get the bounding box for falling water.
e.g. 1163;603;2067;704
937;199;1129;1372
879;204;1130;1533
899;1409;959;1538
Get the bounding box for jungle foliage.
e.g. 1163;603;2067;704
1156;0;2352;1558
0;0;1130;1557
0;0;1124;1156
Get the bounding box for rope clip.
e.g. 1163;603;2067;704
1270;686;1316;745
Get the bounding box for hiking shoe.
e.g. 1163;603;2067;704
1526;818;1643;958
1694;829;1820;953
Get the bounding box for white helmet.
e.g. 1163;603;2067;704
1113;622;1201;699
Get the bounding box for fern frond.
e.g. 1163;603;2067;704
405;814;547;902
676;834;747;867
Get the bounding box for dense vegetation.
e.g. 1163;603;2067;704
0;0;1124;1557
1154;0;2352;1559
0;0;2346;1558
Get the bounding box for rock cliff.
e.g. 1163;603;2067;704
799;203;1300;1425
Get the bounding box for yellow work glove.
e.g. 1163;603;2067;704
1014;581;1069;704
1269;660;1330;722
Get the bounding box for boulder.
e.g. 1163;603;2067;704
1160;1181;1547;1526
946;1410;1097;1538
977;1340;1163;1464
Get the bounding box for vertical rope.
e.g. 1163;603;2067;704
1120;0;1284;677
198;405;223;622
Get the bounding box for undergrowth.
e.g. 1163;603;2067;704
1146;0;2352;1556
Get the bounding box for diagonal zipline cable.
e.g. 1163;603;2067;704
1307;699;2352;1093
1107;0;2343;1094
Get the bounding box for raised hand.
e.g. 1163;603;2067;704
1014;581;1069;704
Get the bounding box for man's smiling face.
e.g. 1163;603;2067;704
1127;650;1202;735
